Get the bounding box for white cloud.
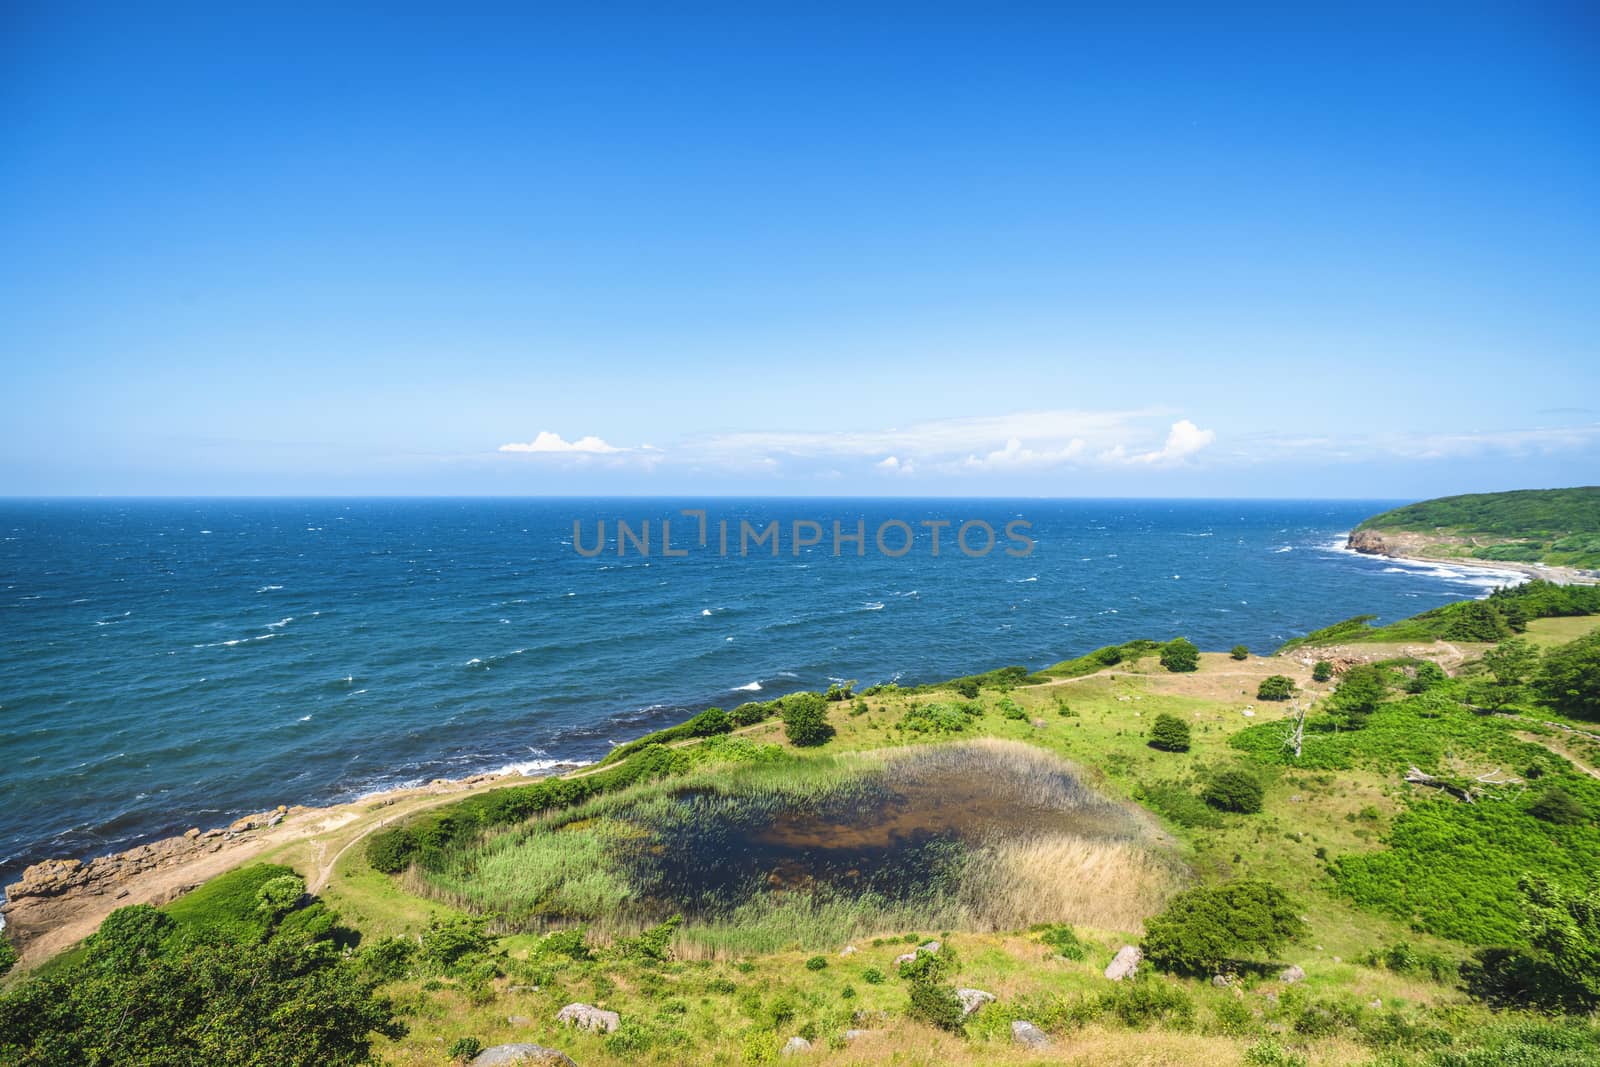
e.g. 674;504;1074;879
1123;419;1216;465
876;455;915;474
499;432;624;454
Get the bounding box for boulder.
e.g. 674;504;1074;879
955;988;995;1017
469;1045;576;1067
918;940;941;954
1212;974;1233;987
1104;945;1141;981
780;1036;812;1055
1011;1020;1051;1049
839;944;858;957
555;1003;620;1033
842;1029;871;1042
893;952;916;966
1279;965;1305;984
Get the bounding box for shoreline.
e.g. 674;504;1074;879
0;761;584;967
1342;531;1599;587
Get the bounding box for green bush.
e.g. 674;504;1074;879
1529;787;1591;826
1097;977;1196;1029
1231;645;1250;661
998;697;1028;721
0;939;16;977
781;693;835;747
1147;713;1192;752
617;915;681;962
1256;675;1296;701
1204;770;1264;814
1161;638;1200;673
1141;881;1307;975
1329;665;1387;729
1535;631;1600;721
804;955;828;971
1409;660;1447;693
861;966;886;984
1135;780;1224;828
1034;923;1086;961
448;1036;483;1061
1312;661;1333;683
730;700;776;727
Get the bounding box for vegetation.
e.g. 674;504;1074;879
1160;637;1200;673
1142;881;1307;975
1356;487;1600;568
1535;629;1600;720
1256;675;1296;701
1147;713;1192;752
781;692;836;747
1230;645;1249;661
1312;660;1333;682
1202;770;1264;813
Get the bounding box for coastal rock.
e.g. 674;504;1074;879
919;940;941;954
1346;529;1391;556
780;1036;812;1055
1279;965;1306;984
1212;974;1234;987
469;1044;577;1067
955;988;995;1016
555;1003;619;1033
1104;945;1141;981
1011;1020;1051;1049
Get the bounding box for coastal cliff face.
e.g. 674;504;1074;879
1346;529;1392;556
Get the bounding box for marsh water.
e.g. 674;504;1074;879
608;745;1151;915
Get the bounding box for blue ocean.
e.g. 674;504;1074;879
0;498;1525;882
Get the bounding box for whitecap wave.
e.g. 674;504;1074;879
732;680;763;692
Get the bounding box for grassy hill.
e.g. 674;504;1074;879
1354;487;1600;569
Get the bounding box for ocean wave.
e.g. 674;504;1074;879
861;601;885;611
732;680;763;692
1273;546;1294;553
265;617;293;629
490;757;596;777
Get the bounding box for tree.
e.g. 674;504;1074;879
1482;638;1539;688
1521;875;1600;1008
1147;713;1191;752
1141;881;1307;975
781;692;835;747
1256;675;1296;701
1161;638;1200;673
1230;645;1249;661
1203;770;1263;813
1328;664;1386;729
1534;631;1600;720
1311;661;1333;683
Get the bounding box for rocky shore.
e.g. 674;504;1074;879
1;768;536;967
1344;529;1597;586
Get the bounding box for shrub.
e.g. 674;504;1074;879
1097;978;1196;1029
1231;645;1250;661
0;940;16;977
1096;646;1124;666
254;873;306;922
1204;770;1264;814
1161;638;1200;673
1256;675;1296;701
1035;923;1086;961
1136;780;1223;828
1147;713;1192;753
729;700;774;727
906;980;966;1032
952;678;980;699
781;693;835;747
1529;787;1590;826
804;955;828;971
365;828;416;874
1142;881;1307;975
1535;631;1600;720
1329;664;1387;728
1311;661;1333;683
1408;660;1447;693
998;697;1028;721
448;1036;483;1061
539;927;592;961
618;915;681;962
418;915;496;974
861;966;886;984
361;936;416;981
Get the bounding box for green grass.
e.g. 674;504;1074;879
162;862;302;943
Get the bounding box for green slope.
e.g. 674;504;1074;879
1356;487;1600;568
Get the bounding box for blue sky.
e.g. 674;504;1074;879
3;3;1596;498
